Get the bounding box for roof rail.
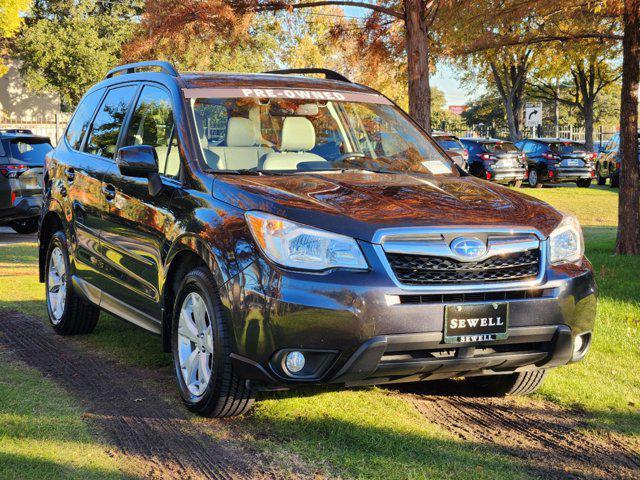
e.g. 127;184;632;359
263;68;351;83
0;128;34;135
104;61;178;79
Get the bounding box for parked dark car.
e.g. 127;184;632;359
595;132;640;188
515;139;595;188
38;62;596;417
432;132;468;169
459;138;527;185
0;129;52;234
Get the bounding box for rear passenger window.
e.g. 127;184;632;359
65;89;103;150
123;85;179;178
85;86;137;159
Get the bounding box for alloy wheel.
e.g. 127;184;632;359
177;292;214;397
47;247;67;324
529;170;538;187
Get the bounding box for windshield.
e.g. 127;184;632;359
191;95;456;176
484;142;518;153
9;140;52;166
549;142;587;154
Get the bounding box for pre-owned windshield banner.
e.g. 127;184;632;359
182;87;393;105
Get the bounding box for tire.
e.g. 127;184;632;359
465;370;547;396
596;164;606;185
528;169;542;188
610;171;620;188
172;267;254;417
10;218;38;234
45;231;100;335
576;179;592;188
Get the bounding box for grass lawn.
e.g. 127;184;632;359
0;184;637;478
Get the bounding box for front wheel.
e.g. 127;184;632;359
172;267;254;417
596;166;606;185
528;169;542;188
576;179;592;188
465;370;547;396
45;231;100;335
10;218;38;234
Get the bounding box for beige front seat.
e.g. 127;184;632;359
261;117;327;171
209;117;272;170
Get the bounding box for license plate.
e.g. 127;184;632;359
567;159;580;166
444;303;508;343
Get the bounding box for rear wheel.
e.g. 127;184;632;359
45;231;100;335
172;267;254;417
10;218;38;234
576;179;592;188
528;169;542;188
610;170;620;188
465;370;547;396
596;164;606;185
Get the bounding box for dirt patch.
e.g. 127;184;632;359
0;312;295;480
394;383;639;480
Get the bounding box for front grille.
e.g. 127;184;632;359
398;287;556;304
386;249;540;286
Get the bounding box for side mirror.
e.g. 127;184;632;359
116;145;163;196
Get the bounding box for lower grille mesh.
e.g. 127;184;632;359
386;249;540;285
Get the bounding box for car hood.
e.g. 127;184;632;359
212;172;563;242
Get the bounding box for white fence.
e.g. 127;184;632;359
0;115;70;145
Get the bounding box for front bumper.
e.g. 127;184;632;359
0;195;42;223
223;247;597;389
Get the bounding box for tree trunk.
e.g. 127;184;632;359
616;0;640;255
505;97;519;141
583;99;595;151
404;0;431;131
554;79;560;137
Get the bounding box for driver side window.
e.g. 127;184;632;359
124;85;180;179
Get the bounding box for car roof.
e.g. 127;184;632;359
178;72;377;94
460;137;512;144
526;138;583;144
0;129;51;142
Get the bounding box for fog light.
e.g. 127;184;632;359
285;351;305;374
572;332;591;361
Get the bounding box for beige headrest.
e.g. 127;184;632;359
281;117;315;151
226;117;258;147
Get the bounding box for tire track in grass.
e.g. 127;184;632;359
0;311;282;480
396;384;639;480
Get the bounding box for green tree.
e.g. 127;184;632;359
16;0;141;108
528;41;621;150
0;0;31;75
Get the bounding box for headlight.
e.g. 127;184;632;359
245;211;368;271
548;215;584;264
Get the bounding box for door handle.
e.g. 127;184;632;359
65;168;75;182
101;184;116;201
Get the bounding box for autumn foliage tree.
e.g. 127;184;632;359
125;0;449;132
0;0;31;76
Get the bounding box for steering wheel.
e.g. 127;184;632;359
334;152;366;162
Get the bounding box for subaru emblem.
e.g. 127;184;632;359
450;237;487;260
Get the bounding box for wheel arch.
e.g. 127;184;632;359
39;207;65;283
161;234;229;353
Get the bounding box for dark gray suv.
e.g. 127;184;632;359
0;129;52;234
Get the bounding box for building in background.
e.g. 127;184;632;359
0;58;62;122
448;105;467;116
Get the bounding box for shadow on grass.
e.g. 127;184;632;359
0;453;132;480
245;392;630;480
